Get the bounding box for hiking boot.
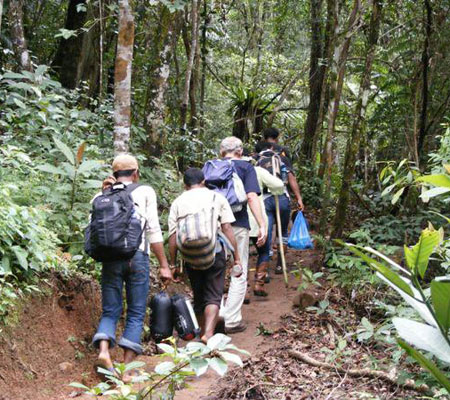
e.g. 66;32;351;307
275;264;283;274
225;321;247;334
264;271;271;283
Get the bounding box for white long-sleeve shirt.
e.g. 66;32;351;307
92;181;164;252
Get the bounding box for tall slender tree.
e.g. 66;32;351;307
0;0;4;34
9;0;32;71
332;0;382;238
145;5;176;156
180;0;199;130
301;0;326;162
319;0;364;234
113;0;134;154
417;0;433;162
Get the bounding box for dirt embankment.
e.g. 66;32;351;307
0;273;104;400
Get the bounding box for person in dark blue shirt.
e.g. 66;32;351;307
216;136;266;334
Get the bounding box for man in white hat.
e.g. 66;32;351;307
92;154;172;382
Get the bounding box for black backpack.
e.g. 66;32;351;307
256;150;289;187
84;183;145;262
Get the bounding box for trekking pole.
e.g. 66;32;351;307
272;156;288;287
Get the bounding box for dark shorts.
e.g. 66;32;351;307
186;250;226;314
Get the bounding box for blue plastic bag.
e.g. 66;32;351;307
288;211;313;250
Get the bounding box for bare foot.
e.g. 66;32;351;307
201;334;212;344
96;351;113;369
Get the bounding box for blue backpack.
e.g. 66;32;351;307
202;159;247;212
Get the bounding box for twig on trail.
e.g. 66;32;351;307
326;322;336;347
287;350;430;394
324;370;348;400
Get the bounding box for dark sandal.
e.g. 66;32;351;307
254;289;268;297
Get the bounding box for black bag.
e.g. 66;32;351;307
256;150;288;183
150;292;174;343
84;183;145;262
171;294;201;341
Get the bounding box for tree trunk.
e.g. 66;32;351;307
145;6;175;156
189;5;201;130
332;0;382;238
52;0;100;93
0;0;4;34
113;0;135;155
318;0;363;235
180;0;199;130
417;0;432;163
9;0;32;71
301;0;325;161
199;0;209;130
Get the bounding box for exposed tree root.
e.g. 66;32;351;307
288;350;430;394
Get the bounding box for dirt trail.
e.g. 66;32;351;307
0;250;310;400
173;256;300;400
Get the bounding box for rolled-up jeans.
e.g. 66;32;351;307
220;226;249;328
92;250;149;355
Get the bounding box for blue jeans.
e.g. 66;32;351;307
92;250;149;355
264;194;290;259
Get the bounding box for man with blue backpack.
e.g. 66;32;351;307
203;136;266;334
85;154;172;382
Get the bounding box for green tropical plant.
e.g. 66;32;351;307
70;334;249;400
340;166;450;393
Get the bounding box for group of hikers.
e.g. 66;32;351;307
86;127;304;381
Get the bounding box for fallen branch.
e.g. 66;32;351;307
287;350;429;394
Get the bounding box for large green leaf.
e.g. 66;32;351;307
393;318;450;363
420;187;450;200
189;358;209;376
417;174;450;189
11;246;28;270
154;361;175;375
404;229;440;278
78;160;101;175
207;333;231;350
54;137;75;165
398;339;450;392
343;243;414;297
36;163;67;175
431;281;450;335
209;357;228;376
218;350;243;367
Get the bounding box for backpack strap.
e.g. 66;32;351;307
123;183;150;254
125;183;141;193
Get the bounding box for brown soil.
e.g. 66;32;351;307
0;273;104;400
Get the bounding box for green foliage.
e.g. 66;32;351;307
0;68;114;156
0;185;62;276
35;139;105;252
70;334;249;400
291;266;322;292
379;159;421;205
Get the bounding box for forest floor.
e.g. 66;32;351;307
0;230;425;400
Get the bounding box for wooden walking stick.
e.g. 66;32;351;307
272;156;288;286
